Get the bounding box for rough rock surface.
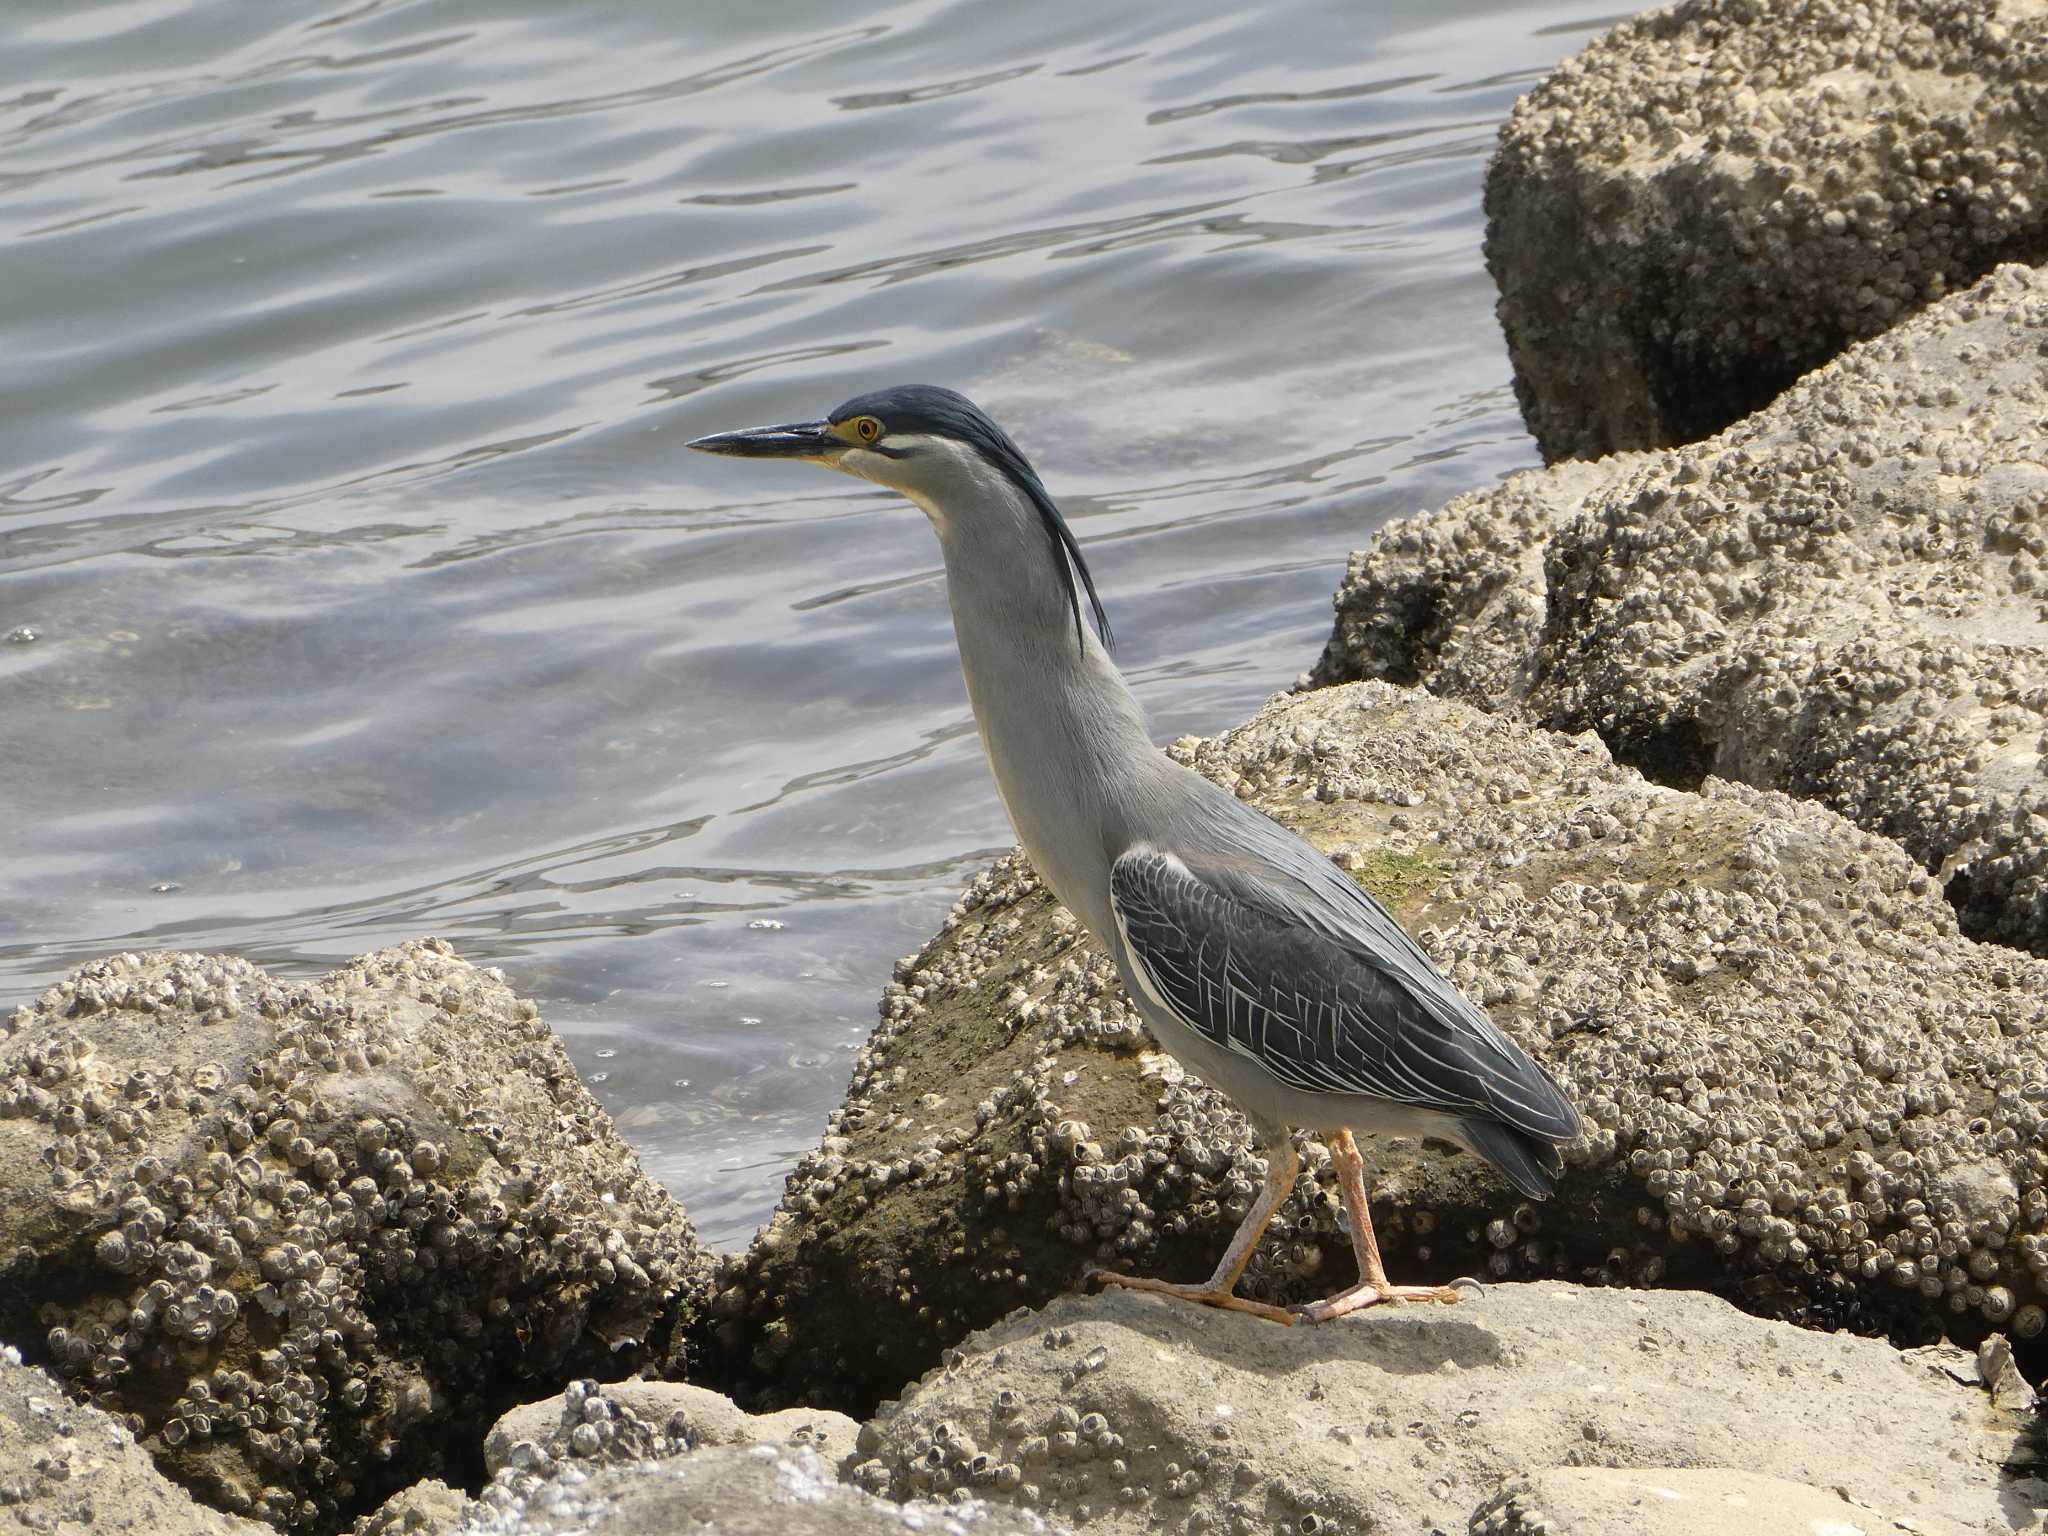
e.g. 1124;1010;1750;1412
467;1442;1058;1536
1485;0;2048;461
0;1342;269;1535
0;941;713;1531
1313;454;1646;708
854;1286;2042;1536
482;1379;857;1476
1471;1467;1912;1536
1318;264;2048;955
377;1379;1058;1536
699;682;2048;1417
347;1479;468;1536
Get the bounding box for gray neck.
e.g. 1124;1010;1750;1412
932;482;1159;943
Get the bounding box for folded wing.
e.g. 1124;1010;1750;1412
1108;845;1579;1147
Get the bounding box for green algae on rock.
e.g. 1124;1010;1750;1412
697;683;2048;1417
0;941;712;1532
1317;263;2048;957
1485;0;2048;461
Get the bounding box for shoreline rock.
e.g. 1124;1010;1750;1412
695;682;2048;1417
480;1378;857;1478
0;941;712;1532
464;1441;1060;1535
1;1342;270;1536
348;1377;1053;1536
1485;0;2048;461
854;1284;2042;1535
1317;263;2048;956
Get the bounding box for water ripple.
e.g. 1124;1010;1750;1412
0;0;1618;1247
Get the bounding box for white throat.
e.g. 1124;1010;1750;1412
832;432;999;537
839;433;1157;940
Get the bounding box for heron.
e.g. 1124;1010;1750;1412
690;385;1580;1324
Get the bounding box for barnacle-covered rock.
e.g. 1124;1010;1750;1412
0;1341;269;1535
358;1378;1049;1536
481;1379;856;1477
859;1286;2033;1535
1318;263;2048;955
1485;0;2048;460
0;940;713;1532
347;1478;469;1536
699;682;2048;1415
466;1442;1058;1536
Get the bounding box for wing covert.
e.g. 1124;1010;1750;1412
1109;845;1575;1139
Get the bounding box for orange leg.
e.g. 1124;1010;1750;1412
1089;1138;1298;1325
1295;1129;1465;1324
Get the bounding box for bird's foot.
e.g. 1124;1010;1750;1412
1292;1276;1478;1325
1086;1268;1295;1326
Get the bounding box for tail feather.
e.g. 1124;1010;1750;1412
1459;1116;1565;1200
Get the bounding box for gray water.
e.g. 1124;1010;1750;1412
1;0;1616;1248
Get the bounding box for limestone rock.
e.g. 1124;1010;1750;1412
1318;264;2048;955
1474;1467;1968;1536
470;1443;1058;1536
483;1383;748;1478
1485;0;2048;460
699;682;2048;1416
1474;1474;1900;1536
0;941;713;1531
0;1342;269;1535
1314;454;1645;708
857;1285;2039;1536
348;1479;468;1536
458;1380;1055;1536
1981;1334;2041;1415
751;1404;861;1465
481;1380;856;1477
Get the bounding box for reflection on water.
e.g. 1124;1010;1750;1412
0;0;1610;1247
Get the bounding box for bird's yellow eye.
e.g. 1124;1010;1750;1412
855;416;881;443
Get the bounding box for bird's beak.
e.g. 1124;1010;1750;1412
686;419;841;461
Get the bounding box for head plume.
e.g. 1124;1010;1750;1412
829;385;1113;651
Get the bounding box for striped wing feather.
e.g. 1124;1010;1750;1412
1108;845;1577;1143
